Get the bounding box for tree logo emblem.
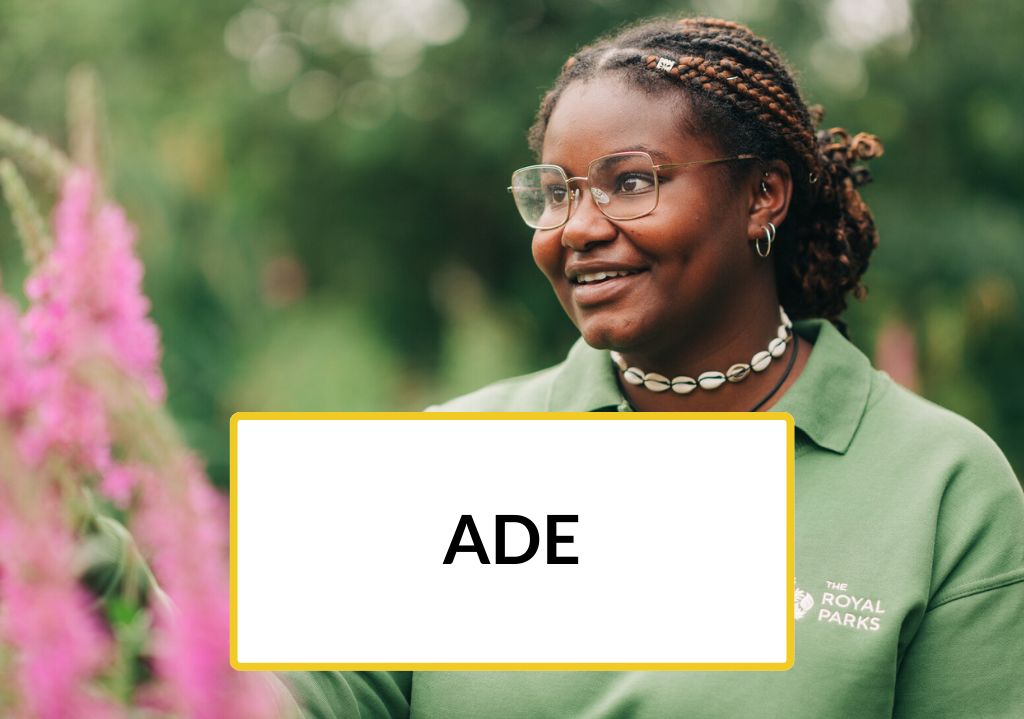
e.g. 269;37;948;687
794;580;814;620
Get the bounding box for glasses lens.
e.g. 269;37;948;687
588;153;659;220
511;166;570;229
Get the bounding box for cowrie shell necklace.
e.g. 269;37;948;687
610;306;793;394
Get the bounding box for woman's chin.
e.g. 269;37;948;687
577;324;643;352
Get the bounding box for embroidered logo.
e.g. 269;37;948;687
816;580;885;631
794;579;814;620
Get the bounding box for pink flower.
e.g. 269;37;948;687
3;166;276;718
98;464;139;507
22;170;165;463
132;457;278;719
18;369;111;469
0;500;118;719
17;168;166;475
0;271;117;719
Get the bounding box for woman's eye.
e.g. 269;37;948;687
545;185;568;205
616;174;655;194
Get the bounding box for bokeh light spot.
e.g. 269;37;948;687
288;69;341;121
249;35;304;92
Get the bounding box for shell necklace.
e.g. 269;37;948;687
610;306;793;394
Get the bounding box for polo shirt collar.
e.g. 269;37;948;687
545;319;872;454
772;319;872;454
546;337;625;412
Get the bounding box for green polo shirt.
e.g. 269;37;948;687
281;320;1024;718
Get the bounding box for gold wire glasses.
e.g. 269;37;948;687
508;151;756;230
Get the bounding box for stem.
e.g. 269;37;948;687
0;158;53;266
66;65;107;193
0;114;72;184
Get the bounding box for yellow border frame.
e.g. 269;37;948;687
230;412;795;672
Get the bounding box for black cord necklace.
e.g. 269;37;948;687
748;332;798;412
621;333;799;413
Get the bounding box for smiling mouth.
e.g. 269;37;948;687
572;269;642;285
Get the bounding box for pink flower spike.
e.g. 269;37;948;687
19;168;167;470
4;160;278;718
132;458;279;719
0;506;119;719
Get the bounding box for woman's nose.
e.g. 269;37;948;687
561;187;617;251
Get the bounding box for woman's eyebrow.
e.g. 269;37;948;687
612;145;669;160
545;146;671;171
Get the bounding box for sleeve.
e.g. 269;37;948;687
892;579;1024;717
892;433;1024;718
275;671;412;719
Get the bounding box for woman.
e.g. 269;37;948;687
283;17;1024;718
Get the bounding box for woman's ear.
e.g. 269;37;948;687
747;160;792;241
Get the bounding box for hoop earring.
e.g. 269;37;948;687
755;222;776;258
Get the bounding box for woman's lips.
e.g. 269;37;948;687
569;270;645;305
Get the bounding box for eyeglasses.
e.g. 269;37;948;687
508;151;756;230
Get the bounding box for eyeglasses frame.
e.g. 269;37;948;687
507;151;759;230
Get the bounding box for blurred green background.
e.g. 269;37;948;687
0;0;1021;487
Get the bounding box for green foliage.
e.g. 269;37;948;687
0;0;1021;484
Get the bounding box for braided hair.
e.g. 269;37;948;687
528;17;883;333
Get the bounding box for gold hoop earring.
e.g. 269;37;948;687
755;222;776;258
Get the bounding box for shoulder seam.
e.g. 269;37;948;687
928;566;1024;610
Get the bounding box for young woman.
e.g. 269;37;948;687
283;17;1024;718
